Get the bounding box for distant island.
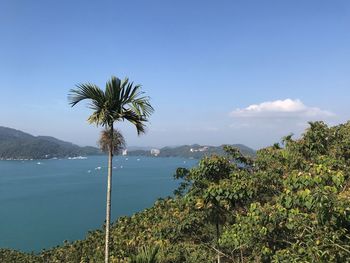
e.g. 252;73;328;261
127;144;255;159
0;126;101;160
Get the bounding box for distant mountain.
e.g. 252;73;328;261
127;146;154;151
128;144;255;159
0;126;101;160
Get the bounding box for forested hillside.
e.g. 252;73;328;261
1;121;349;262
0;126;101;159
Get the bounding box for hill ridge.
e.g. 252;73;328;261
128;143;255;158
0;126;101;160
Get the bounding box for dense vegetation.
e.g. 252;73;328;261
0;126;101;159
128;144;256;159
1;121;350;262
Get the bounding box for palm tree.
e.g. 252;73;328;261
68;76;154;263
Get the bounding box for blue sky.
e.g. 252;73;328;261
0;0;349;149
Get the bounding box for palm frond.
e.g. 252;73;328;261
120;83;154;119
105;76;121;110
121;109;147;135
68;83;105;108
87;109;109;127
121;77;129;89
128;245;160;263
121;84;142;105
131;96;154;118
68;83;108;126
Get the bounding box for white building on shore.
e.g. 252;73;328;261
190;146;209;153
150;149;160;156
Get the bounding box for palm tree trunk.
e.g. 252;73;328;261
105;125;114;263
216;219;221;263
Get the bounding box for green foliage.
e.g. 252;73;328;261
128;246;159;263
2;121;350;262
0;249;39;263
220;121;350;262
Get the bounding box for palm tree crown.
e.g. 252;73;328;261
68;76;154;133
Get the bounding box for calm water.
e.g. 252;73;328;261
0;156;196;252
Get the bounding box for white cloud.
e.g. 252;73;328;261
230;99;334;119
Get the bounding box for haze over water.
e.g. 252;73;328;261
0;156;196;252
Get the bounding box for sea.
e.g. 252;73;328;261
0;156;197;252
